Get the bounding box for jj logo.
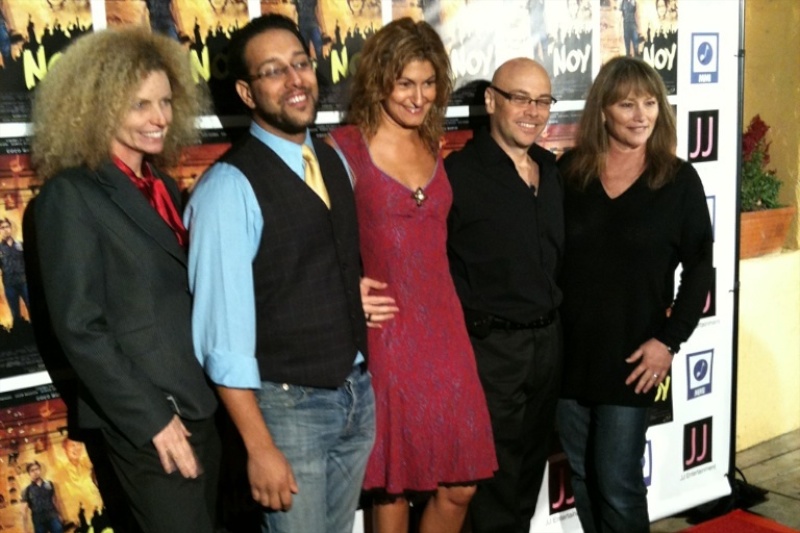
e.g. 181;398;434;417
548;453;576;514
688;110;718;163
683;417;713;470
687;350;713;399
691;33;719;84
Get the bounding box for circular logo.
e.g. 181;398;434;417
693;359;709;380
697;42;714;65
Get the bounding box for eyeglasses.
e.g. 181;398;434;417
490;86;557;109
249;58;313;82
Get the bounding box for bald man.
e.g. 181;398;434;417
445;58;564;533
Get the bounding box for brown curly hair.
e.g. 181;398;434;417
31;26;209;179
345;18;452;154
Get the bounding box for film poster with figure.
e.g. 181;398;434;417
0;152;45;381
600;0;678;95
106;0;252;117
0;386;109;533
0;0;93;123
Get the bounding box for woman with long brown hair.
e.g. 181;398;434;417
557;56;713;533
329;18;497;533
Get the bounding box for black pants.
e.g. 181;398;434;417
101;416;220;533
469;318;562;533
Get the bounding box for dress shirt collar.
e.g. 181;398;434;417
473;126;556;170
249;122;315;179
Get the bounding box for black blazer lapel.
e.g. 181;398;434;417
95;161;187;265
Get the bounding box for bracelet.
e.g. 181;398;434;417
666;344;678;356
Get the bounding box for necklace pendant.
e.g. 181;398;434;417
412;187;427;207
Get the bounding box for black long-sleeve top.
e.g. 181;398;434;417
558;152;713;406
445;127;564;323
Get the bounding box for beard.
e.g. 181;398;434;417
256;92;319;135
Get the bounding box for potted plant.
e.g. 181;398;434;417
739;115;796;258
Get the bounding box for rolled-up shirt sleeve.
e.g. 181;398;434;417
184;162;263;389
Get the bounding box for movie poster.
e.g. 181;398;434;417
396;0;537;106
600;0;677;94
0;0;93;123
442;115;486;157
262;0;383;111
599;0;628;60
0;134;29;157
168;141;231;192
106;0;251;116
541;0;593;101
0;386;110;533
0;153;43;381
538;108;581;158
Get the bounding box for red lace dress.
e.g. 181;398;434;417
331;125;497;494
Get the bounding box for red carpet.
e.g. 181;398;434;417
684;509;800;533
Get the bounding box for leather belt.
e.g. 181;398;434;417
489;310;556;330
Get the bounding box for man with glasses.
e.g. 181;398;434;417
184;14;375;533
445;57;564;533
0;217;30;329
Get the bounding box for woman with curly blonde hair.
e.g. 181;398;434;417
329;18;497;533
32;26;205;179
30;27;219;533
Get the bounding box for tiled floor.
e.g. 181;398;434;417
652;428;800;532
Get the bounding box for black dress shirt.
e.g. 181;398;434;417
445;127;564;324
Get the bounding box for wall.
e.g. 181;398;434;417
738;0;800;450
742;0;800;246
736;251;800;450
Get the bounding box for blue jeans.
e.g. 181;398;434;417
33;517;63;533
556;399;650;533
623;21;639;57
4;281;29;324
258;366;376;533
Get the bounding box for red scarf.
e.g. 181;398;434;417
113;157;188;248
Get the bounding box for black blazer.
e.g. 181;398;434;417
33;161;216;447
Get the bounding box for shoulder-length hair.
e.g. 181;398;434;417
345;18;452;154
32;26;208;179
563;56;679;190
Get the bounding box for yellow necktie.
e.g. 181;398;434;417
301;144;330;209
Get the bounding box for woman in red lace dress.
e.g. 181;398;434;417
329;18;497;533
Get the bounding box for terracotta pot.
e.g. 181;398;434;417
740;206;797;259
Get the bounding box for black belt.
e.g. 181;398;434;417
489;310;556;330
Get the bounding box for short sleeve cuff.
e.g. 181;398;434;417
204;351;262;389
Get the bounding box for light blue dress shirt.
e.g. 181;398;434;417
185;122;362;389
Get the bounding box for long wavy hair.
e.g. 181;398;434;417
345;18;452;154
32;26;208;179
562;56;679;190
